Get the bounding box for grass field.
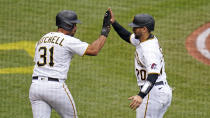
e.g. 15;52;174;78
0;0;210;118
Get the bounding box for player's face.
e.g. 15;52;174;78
133;27;144;39
69;24;77;36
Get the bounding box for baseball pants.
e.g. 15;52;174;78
136;81;172;118
29;77;78;118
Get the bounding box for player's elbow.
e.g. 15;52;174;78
89;50;99;56
85;48;99;56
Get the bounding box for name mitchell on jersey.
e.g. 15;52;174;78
37;35;64;46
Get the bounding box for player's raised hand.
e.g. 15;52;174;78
128;95;143;110
108;8;115;24
101;9;111;37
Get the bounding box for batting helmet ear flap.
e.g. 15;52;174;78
57;21;75;31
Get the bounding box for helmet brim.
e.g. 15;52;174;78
71;19;81;24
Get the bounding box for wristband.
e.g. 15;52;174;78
137;73;158;98
101;27;109;37
138;81;153;99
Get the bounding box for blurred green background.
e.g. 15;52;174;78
0;0;210;117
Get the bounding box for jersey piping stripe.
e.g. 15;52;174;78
148;72;160;75
63;84;77;118
144;93;150;118
140;37;155;43
82;45;89;56
129;35;132;43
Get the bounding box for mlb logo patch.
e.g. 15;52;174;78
151;63;157;69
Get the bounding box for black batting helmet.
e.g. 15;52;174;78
129;14;155;31
56;10;81;31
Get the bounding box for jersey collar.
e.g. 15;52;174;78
140;34;154;43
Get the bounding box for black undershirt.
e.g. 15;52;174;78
112;21;131;43
112;21;154;43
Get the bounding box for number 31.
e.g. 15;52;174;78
37;47;54;67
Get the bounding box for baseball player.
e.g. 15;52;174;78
29;10;111;118
108;8;172;118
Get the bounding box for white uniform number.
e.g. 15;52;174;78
37;46;54;67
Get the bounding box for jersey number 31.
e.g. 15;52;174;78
37;47;54;67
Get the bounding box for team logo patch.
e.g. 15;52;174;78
151;63;157;69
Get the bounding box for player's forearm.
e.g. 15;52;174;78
138;73;158;99
112;21;131;43
94;35;107;52
85;35;107;56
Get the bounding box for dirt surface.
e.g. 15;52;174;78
185;22;210;65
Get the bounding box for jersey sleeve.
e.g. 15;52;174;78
143;43;162;74
66;37;89;56
130;34;140;46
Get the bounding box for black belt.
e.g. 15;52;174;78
155;81;164;86
32;76;59;82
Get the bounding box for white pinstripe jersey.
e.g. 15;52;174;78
130;34;167;86
32;32;89;80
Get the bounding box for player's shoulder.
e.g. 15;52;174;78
130;33;140;46
142;36;159;51
40;32;84;47
54;32;83;43
63;34;82;42
144;35;159;45
150;36;160;48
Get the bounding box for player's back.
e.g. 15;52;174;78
32;32;88;80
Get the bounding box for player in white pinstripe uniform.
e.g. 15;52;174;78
29;10;111;118
108;8;172;118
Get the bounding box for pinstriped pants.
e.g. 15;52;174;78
29;78;78;118
136;84;172;118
